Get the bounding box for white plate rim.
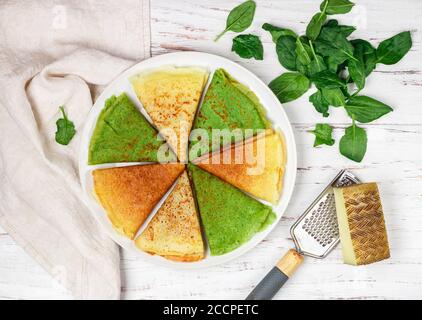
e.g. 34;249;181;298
79;51;297;269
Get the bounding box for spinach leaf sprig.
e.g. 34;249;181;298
55;106;76;145
215;0;256;42
264;0;412;162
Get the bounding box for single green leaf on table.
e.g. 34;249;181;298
376;31;412;65
309;123;335;147
347;57;366;90
306;12;327;41
351;39;377;76
323;19;356;37
262;23;298;43
232;34;264;60
55;106;76;145
344;95;393;123
320;0;354;15
215;0;256;41
309;90;330;117
321;87;345;106
339;122;367;162
276;35;298;71
295;37;312;65
310;69;346;89
269;72;310;103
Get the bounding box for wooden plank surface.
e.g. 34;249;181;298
1;0;422;299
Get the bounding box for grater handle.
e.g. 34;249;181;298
245;249;303;300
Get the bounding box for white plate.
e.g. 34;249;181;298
79;52;297;269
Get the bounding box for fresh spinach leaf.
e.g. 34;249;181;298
352;39;375;55
306;12;327;41
324;19;338;28
295;37;312;65
351;39;377;76
340;86;351;99
232;34;264;60
309;90;330;117
215;0;256;41
262;23;298;43
347;57;366;89
339;122;367;162
276;35;298;71
344;95;393;123
310;70;346;89
307;40;327;75
299;36;314;55
309;123;335;147
296;59;310;78
323;19;356;37
315;27;356;63
321;0;354;15
269;72;310;103
321;87;345;106
55;106;76;145
325;56;340;72
309;55;327;76
376;31;412;65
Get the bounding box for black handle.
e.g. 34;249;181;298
246;267;289;300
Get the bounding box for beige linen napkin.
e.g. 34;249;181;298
0;0;150;299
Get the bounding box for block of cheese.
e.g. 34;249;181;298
333;183;390;266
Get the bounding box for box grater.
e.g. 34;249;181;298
246;170;360;300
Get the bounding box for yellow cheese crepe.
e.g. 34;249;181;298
193;130;286;204
135;171;205;262
130;66;209;162
93;163;184;239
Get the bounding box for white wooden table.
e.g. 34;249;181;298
1;0;421;300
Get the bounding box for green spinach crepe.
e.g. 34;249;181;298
188;164;276;256
189;68;270;160
88;93;175;165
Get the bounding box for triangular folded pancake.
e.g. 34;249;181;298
189;68;271;160
88;93;176;165
130;66;209;163
135;171;205;262
188;164;276;256
193;130;286;204
93;163;184;239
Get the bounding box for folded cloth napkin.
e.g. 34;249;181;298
0;0;150;299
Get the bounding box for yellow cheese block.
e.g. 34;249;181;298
334;183;390;266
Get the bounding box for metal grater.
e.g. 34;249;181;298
290;170;360;259
246;170;361;300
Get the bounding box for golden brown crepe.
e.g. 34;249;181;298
92;163;184;239
130;66;209;162
193;129;286;204
135;171;205;262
